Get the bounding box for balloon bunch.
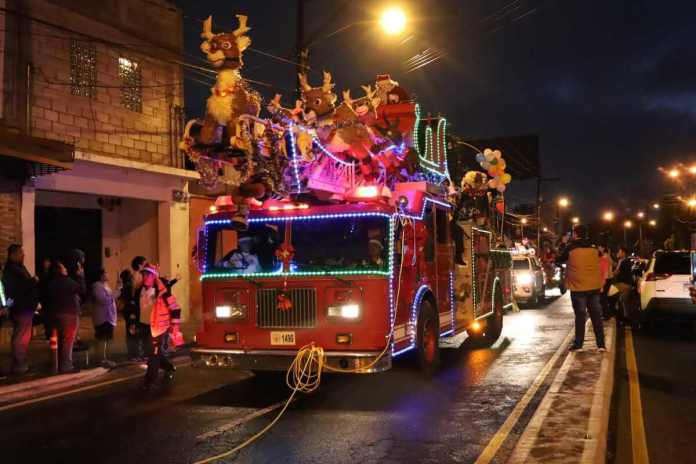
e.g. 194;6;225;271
475;148;512;193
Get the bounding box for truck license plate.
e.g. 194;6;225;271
270;331;296;346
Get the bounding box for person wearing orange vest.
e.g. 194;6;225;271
139;265;181;390
556;224;606;352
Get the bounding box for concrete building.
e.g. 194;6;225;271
0;0;198;320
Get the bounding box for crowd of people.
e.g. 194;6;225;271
0;245;182;390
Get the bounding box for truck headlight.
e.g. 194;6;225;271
516;272;533;286
216;304;246;319
328;303;361;319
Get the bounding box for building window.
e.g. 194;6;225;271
118;57;142;112
70;40;96;97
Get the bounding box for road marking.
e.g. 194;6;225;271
196;401;288;441
625;327;650;464
473;327;574;464
0;358;190;413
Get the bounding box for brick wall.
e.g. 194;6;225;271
0;191;21;266
26;0;184;168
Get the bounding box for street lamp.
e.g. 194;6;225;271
649;219;657;227
572;217;580;224
652;203;660;210
688;197;696;209
603;211;615;222
668;168;680;179
623;220;633;247
689;165;696;175
637;211;645;219
556;197;570;235
380;6;407;35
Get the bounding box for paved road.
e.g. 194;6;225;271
610;319;696;464
0;295;574;464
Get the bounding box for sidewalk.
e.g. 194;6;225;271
0;315;200;388
508;318;617;464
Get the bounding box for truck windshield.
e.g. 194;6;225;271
513;259;530;270
206;216;390;274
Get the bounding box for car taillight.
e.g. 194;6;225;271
645;273;670;281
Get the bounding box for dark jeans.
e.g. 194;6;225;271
145;333;174;385
55;314;79;373
125;319;142;358
570;290;605;348
11;312;34;373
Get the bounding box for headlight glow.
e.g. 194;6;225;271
516;272;533;286
215;304;245;319
328;303;361;319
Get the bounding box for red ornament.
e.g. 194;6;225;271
275;242;295;272
276;292;293;311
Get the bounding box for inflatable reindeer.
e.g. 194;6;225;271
197;14;261;151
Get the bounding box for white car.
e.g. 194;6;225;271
638;250;695;319
512;256;546;305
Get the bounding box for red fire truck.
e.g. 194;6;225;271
191;182;512;373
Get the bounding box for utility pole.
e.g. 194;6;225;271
536;176;560;249
295;0;308;101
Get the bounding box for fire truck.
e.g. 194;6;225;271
191;182;513;374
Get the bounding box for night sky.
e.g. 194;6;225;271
172;0;696;218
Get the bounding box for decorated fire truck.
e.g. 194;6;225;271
182;13;513;373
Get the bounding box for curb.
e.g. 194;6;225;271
507;319;617;464
0;367;109;405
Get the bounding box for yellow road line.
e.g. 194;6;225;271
473;328;574;464
625;327;650;464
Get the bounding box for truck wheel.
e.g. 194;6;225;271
416;300;440;375
479;291;504;346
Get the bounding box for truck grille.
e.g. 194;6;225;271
256;288;317;328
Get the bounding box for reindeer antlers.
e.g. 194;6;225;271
297;73;311;92
201;16;214;40
233;15;251;37
322;71;335;92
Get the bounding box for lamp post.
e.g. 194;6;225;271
624;220;633;247
295;2;408;98
557;197;570;236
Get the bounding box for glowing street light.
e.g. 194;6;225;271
557;197;570;208
649;219;657;227
603;211;615;222
668;168;680;179
637;211;645;219
624;220;633;228
380;6;407;35
689;165;696;175
543;227;548;232
572;217;580;224
521;217;528;225
652;203;660;210
688;198;696;209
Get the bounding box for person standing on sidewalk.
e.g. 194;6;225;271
612;246;636;325
556;225;606;351
1;244;39;374
119;269;141;361
92;269;119;368
598;245;614;319
140;265;181;390
46;261;86;373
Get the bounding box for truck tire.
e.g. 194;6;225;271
474;290;504;347
416;299;440;375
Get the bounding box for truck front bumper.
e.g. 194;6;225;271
191;348;392;373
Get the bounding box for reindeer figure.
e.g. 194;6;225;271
197;14;261;150
297;71;337;125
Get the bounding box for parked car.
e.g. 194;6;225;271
638;250;695;320
512;255;546;305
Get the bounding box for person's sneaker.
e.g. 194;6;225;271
569;344;583;352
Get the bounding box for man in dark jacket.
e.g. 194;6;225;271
1;244;39;374
46;261;86;373
556;225;606;351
